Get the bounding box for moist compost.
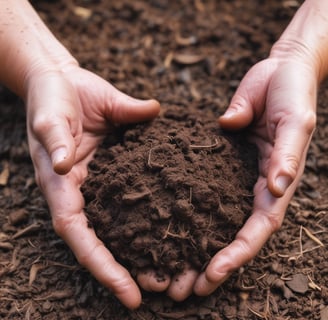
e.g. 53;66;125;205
0;1;327;319
82;105;257;276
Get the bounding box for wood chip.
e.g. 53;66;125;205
11;222;42;240
122;187;152;205
0;242;13;250
0;161;9;186
175;34;197;46
29;263;44;286
8;208;29;226
173;53;205;65
286;273;308;294
73;6;92;19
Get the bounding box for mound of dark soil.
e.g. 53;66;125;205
82;104;257;276
1;1;327;319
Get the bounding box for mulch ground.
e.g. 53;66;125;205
0;1;327;319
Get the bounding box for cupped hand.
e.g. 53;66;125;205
25;65;160;309
194;51;317;295
139;47;318;300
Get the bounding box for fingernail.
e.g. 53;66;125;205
221;109;236;119
52;147;68;166
275;175;292;196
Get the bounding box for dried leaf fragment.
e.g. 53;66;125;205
73;6;92;19
173;53;205;65
0;161;9;186
29;263;44;286
286;273;308;294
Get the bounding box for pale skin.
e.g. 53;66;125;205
1;0;328;309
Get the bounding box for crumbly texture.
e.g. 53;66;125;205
82;104;258;276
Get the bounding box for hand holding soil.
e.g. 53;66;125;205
1;0;328;316
26;66;160;309
82;104;258;301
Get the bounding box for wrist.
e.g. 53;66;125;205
269;0;328;82
0;0;78;99
22;54;78;101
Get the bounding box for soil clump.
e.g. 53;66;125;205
82;104;257;276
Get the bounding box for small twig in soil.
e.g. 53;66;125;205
255;273;268;281
247;288;272;320
147;147;163;169
45;260;79;270
264;288;272;319
162;221;190;239
34;290;75;301
307;274;321;291
302;226;324;247
0;242;13;250
9;248;20;273
299;225;304;257
189;138;219;150
240;280;256;291
29;263;44;286
247;305;267;319
96;306;109;318
11;222;42;240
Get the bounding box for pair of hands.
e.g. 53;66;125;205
26;49;317;309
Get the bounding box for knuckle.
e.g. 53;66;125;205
32;113;54;134
51;220;65;239
297;109;316;135
264;211;283;233
51;213;73;239
110;274;133;295
76;245;97;267
73;241;99;268
284;154;299;178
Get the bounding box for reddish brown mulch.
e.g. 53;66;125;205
0;1;327;319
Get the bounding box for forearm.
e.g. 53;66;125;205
0;0;77;98
270;0;328;82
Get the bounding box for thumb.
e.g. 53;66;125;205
27;74;82;175
219;59;277;130
107;88;160;125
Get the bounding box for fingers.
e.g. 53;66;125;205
137;270;171;292
137;267;198;302
265;65;317;197
219;60;277;130
194;206;278;294
220;60;316;200
194;211;273;296
166;268;198;301
193;218;271;295
55;212;142;309
194;173;299;296
32;149;141;309
267;122;314;197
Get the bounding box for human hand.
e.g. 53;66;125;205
136;53;318;300
193;46;318;295
25;65;160;309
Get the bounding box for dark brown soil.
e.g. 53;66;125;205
0;1;327;319
82;104;257;276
